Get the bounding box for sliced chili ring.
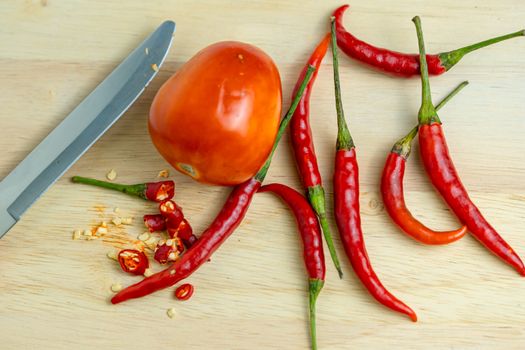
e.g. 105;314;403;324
175;283;194;301
118;249;149;275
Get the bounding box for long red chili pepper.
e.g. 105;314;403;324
330;17;417;321
259;183;325;350
381;81;469;245
334;5;524;77
111;65;316;304
71;176;175;202
290;33;343;278
413;16;525;275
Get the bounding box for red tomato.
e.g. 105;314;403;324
149;41;282;186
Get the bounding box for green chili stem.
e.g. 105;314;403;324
392;80;469;158
439;29;525;72
435;81;469;111
255;66;315;182
308;185;343;279
71;176;146;199
413;16;439;125
331;16;354;151
309;279;324;350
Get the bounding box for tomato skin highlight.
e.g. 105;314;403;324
149;41;282;186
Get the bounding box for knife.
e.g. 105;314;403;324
0;20;175;239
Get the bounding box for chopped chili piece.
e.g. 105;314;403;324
154;239;183;264
143;214;167;232
174;283;194;301
145;181;175;202
118;249;149;276
111;66;315;304
159;200;184;226
71;177;175;202
168;218;197;248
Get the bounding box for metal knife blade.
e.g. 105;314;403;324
0;20;175;239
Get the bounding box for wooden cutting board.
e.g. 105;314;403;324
1;1;524;349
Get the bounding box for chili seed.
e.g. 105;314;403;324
106;169;117;181
166;308;176;319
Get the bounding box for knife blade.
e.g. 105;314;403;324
0;20;175;239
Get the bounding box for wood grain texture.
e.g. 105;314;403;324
1;0;525;349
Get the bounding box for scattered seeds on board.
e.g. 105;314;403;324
72;230;82;240
96;226;108;235
107;251;118;261
151;63;159;72
158;169;169;178
114;207;120;214
138;232;150;241
111;283;123;293
121;217;133;225
144;236;158;249
112;217;122;226
143;268;154;277
145;47;149;55
106;169;117;181
83;229;93;237
167;308;176;319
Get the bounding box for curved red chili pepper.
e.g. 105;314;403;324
290;33;343;278
381;82;469;245
330;18;417;321
334;5;524;77
71;176;175;203
259;183;325;350
111;66;316;304
412;16;525;275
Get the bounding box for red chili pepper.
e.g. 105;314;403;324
154;238;183;264
143;214;167;232
381;82;469;245
111;66;316;304
412;16;525;275
290;33;343;279
174;283;194;301
330;18;417;321
71;176;175;202
118;249;149;276
259;183;324;350
168;218;197;248
333;5;524;77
